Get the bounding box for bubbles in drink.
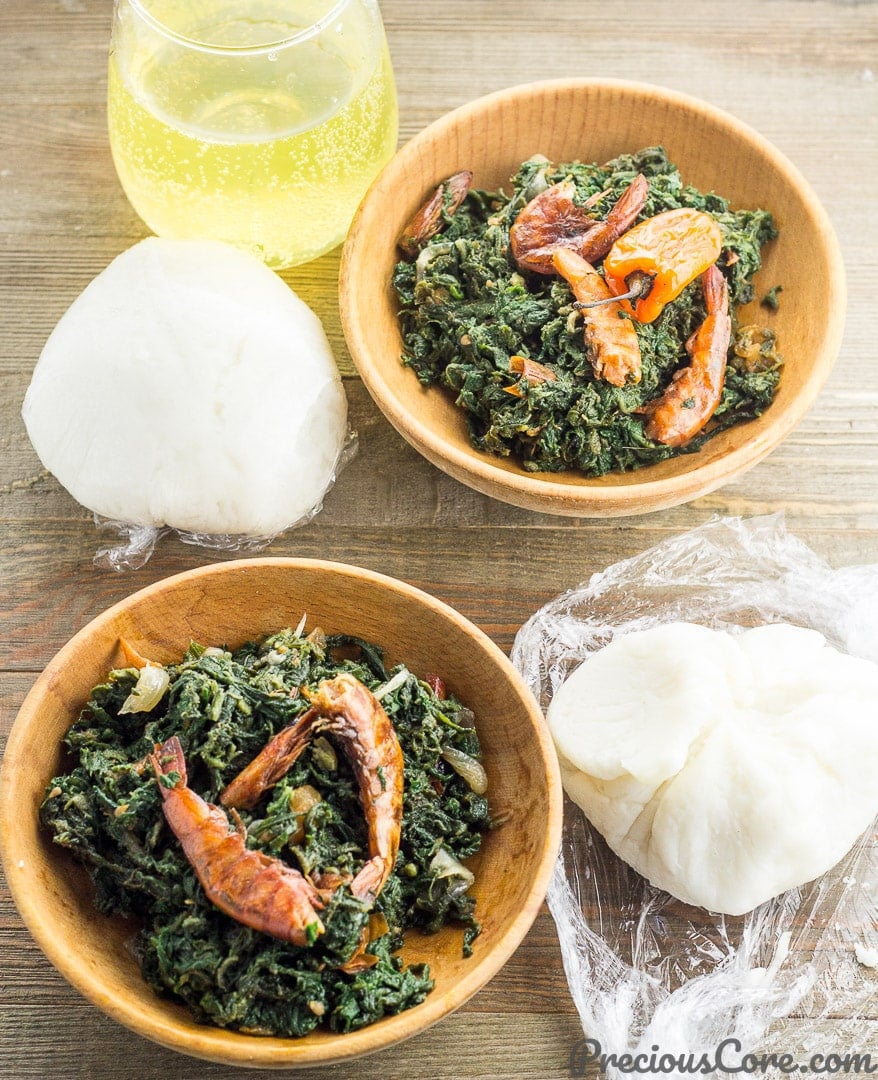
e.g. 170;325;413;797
108;1;398;267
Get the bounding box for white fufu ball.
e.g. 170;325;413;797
22;237;348;536
547;622;878;916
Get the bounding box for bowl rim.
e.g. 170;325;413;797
0;557;563;1068
340;76;847;516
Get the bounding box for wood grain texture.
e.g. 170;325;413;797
1;0;876;1076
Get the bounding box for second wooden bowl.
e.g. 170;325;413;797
0;559;562;1068
340;78;845;517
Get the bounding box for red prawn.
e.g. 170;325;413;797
150;736;326;946
398;171;473;258
221;672;404;905
552;248;642;387
639;263;731;446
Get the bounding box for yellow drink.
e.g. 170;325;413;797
108;1;398;268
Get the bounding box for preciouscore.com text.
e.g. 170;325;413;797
569;1038;877;1076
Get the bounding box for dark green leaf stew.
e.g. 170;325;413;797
392;147;782;475
41;628;489;1036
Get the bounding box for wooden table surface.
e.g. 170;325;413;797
1;1;876;1077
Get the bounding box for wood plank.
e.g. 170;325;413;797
0;1003;872;1078
4;516;878;672
0;1006;588;1079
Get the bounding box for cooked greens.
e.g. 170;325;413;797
40;629;489;1036
392;146;782;475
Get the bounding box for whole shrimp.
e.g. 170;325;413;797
510;173;649;275
552;247;642;386
150;736;326;946
398;171;473;259
308;674;404;903
222;673;404;905
639;263;731;446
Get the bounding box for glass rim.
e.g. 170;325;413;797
125;0;355;55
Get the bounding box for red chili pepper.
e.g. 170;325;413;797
425;673;447;699
603;208;722;324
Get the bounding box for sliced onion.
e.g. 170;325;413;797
374;668;410;701
441;746;488;794
429;846;475;888
368;912;390;940
288;784;322;817
288;784;322;845
119;663;169;715
415;242;452;283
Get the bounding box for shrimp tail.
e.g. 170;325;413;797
701;261;729;317
150;735;187;792
398;171;473;258
338;924;379;973
350;857;386;903
579;173;650;263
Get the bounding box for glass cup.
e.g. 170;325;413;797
108;0;398;268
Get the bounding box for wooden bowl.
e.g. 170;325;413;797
340;79;845;516
0;559;562;1068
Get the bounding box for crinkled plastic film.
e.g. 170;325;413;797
92;430;358;572
511;515;877;1073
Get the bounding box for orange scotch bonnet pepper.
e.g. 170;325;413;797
603;208;723;323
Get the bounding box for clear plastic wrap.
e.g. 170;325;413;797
92;432;357;572
511;515;877;1073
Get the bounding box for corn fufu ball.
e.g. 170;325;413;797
22;238;349;536
547;622;878;915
